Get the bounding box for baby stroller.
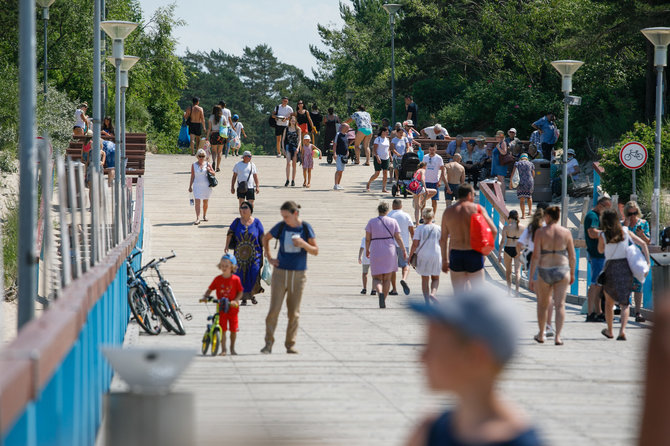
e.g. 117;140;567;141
326;129;357;164
392;151;420;198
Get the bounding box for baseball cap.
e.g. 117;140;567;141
242;151;252;158
508;128;517;133
410;285;519;364
468;139;476;145
303;134;311;140
233;114;239;120
220;253;237;266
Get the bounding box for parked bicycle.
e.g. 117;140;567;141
126;249;162;335
150;251;191;335
198;296;230;356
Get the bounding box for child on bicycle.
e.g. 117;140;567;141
200;253;243;355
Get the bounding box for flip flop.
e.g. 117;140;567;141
193;220;200;225
601;329;613;339
616;334;627;341
400;280;410;295
554;340;564;346
533;335;544;344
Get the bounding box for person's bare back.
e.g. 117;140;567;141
190;104;205;125
443;200;480;250
445;161;465;185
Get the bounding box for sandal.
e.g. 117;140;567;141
601;328;613;339
251;297;258;305
202;216;208;222
616;333;627;341
193;220;200;225
533;335;544;344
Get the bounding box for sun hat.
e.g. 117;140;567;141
508;128;517;134
303;134;311;140
476;135;486;142
220;253;237;266
410;285;519;364
404;120;414;127
567;148;576;156
242;151;252;158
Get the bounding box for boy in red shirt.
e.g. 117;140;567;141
201;254;244;355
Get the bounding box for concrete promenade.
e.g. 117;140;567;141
115;153;649;445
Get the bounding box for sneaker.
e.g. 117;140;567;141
286;347;299;354
585;313;596;322
291;180;295;187
545;325;555;338
276;154;281;158
371;290;376;295
333;185;338;190
596;313;607;322
285;180;290;187
260;345;272;354
360;289;367;295
635;312;646;323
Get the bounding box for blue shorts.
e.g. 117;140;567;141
336;154;347;172
397;247;409;268
588;255;605;284
449;249;484;273
426;182;439;200
358;128;372;136
285;144;298;159
445;183;460;200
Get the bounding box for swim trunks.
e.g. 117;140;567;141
449;249;484;273
188;122;203;136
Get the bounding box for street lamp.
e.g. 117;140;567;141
382;3;401;125
107;55;139;237
551;59;584;226
345;89;354;115
642;27;670;245
101;20;138;244
36;0;55;103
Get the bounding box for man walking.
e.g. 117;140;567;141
405;95;418;124
262;201;318;354
584;196;611;322
444;153;465;203
231;151;260;206
272;97;293;158
184;97;205;156
532;112;558;161
388;199;414;296
333;123;350;190
423;143;445;217
441;184;497;292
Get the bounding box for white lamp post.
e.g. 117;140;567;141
101;20;137;244
107;55;139;237
642;27;670;245
551;60;584;226
382;3;401;125
36;0;55;104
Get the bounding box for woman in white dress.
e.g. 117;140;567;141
408;208;442;304
188;148;215;225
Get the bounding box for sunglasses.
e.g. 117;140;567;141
240;206;250;210
197;155;205;158
627;212;638;216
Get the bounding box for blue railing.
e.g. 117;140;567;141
1;181;144;446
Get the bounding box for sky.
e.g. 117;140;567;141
138;0;348;75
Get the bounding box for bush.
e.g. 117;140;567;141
2;201;18;300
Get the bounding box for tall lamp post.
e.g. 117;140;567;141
382;3;401;125
551;60;584;226
107;55;139;237
346;89;354;115
642;27;670;245
100;20;138;244
36;0;55;103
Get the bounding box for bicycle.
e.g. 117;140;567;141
198;297;230;356
126;249;162;335
624;149;643;162
149;251;191;335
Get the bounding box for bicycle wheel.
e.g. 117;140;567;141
211;327;221;356
201;330;210;355
150;290;176;333
161;285;186;335
128;287;161;335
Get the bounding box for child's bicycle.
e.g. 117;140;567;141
199;296;230;356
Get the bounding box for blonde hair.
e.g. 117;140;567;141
624;201;642;218
196;148;206;158
422;208;434;221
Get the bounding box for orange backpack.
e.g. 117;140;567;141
470;205;495;255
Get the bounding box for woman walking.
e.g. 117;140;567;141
188;148;215;225
309;104;322;143
529;206;576;345
301;135;321;188
225;201;265;306
207;105;225;171
623;201;650;322
365;202;408;309
347;105;373;165
409;208;442;304
498;210;524;295
409;162;437;224
323;107;340;157
598;209;650;341
366;127;391;193
511;153;535;218
282;115;302;187
295;100;314;138
491;130;509;197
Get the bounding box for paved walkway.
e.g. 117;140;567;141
116;153;649;445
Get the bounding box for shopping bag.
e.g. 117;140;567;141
261;260;272;285
178;120;190;148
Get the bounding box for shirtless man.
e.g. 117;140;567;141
184;97;206;156
444;153;465;203
441;184;497;292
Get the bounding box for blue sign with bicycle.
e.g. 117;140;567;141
619;141;648;170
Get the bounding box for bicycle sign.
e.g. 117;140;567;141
619;141;648;170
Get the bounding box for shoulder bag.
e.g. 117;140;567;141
237;163;254;194
625;229;649;283
268;106;279;128
409;226;434;269
499;144;515;165
206;163;218;188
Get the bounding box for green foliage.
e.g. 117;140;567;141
2;202;19;298
599;121;670;202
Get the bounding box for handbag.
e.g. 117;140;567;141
178;119;190;148
500;150;515;166
261;259;272;285
237;163;254;194
268;106;278;128
625;231;649;283
206;164;218;187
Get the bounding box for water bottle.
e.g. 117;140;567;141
189;192;194;206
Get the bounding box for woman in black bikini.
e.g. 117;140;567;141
498;210;524;295
529;206;576;346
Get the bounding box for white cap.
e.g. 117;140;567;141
242;151;252;157
303;134;311;140
508;128;517;133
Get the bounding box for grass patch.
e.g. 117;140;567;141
2;199;18;301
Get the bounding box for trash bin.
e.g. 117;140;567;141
532;159;552;202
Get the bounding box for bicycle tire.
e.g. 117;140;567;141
128;287;161;335
161;285;186;335
211;327;221;356
201;330;210;355
150;290;177;333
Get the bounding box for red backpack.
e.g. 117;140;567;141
470;205;495;255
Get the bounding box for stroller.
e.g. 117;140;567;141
392;151;421;198
325;129;357;164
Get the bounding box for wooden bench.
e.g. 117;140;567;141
67;133;147;178
414;137;530;164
